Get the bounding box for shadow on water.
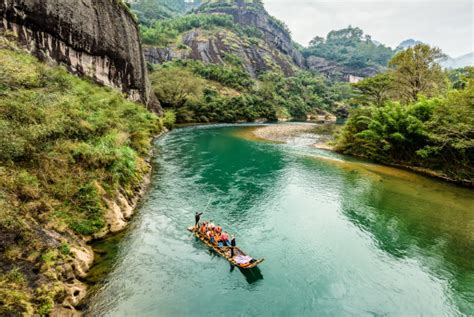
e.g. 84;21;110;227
237;266;264;284
194;237;264;285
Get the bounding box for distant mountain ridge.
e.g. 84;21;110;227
396;38;423;51
396;39;473;69
441;52;474;69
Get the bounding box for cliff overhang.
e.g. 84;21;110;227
0;0;161;112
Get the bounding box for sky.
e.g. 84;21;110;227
264;0;474;57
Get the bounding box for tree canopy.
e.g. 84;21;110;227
336;44;473;183
303;26;394;70
389;44;447;103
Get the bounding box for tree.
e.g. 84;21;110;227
418;80;474;180
352;73;393;107
309;36;324;47
150;67;204;108
389;44;447;103
448;66;474;90
302;26;394;70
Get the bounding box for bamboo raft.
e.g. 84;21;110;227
188;226;264;269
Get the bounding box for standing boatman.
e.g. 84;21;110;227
195;211;203;228
230;235;236;258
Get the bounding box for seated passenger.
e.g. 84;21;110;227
221;232;230;246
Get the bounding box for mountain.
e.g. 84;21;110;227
441;52;474;69
396;38;423;51
397;39;473;69
139;2;388;81
302;26;395;81
142;0;304;77
130;0;202;24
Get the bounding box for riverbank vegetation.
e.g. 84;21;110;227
149;60;350;123
0;41;161;315
336;44;473;184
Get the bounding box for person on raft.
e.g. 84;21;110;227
195;212;203;227
230;235;236;257
198;222;232;248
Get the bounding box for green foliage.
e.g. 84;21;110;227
352;73;393;107
60;243;71;255
150;65;206;108
186;60;253;90
257;71;350;119
163;110;177;129
389;43;448;103
141;13;260;46
447;66;474;90
0;43;161;314
0;47;160;238
0;268;33;316
337;77;474;182
131;0;187;26
417;81;474;180
149;59;347;123
198;0;264;12
303;26;394;69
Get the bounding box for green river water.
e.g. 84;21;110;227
87;125;474;316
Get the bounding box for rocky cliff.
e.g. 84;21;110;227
0;0;161;111
197;0;304;66
145;28;299;77
306;56;379;82
144;0;304;77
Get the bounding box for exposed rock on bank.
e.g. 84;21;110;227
305;56;379;82
250;124;337;149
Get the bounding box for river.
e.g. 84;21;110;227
87;125;474;316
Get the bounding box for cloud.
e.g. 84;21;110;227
264;0;474;57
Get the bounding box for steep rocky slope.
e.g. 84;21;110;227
143;0;304;77
141;1;385;82
0;0;160;111
305;56;379;82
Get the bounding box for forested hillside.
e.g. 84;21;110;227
303;26;394;80
133;0;351;123
150;60;350;123
130;0;191;24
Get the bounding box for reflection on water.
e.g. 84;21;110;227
335;165;474;314
88;125;474;316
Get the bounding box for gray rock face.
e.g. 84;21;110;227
144;28;297;77
0;0;161;112
197;1;304;69
306;56;379;81
144;0;303;77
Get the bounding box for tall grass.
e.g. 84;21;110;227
0;44;161;314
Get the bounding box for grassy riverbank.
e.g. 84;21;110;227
0;40;162;315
